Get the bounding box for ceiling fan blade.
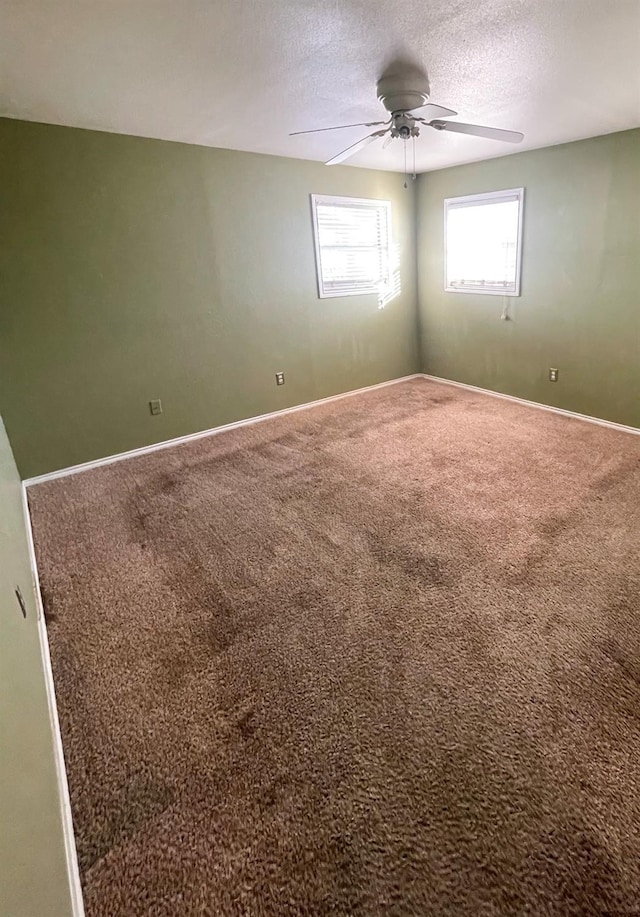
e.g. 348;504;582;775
413;103;457;119
289;120;389;136
428;120;524;143
325;129;389;165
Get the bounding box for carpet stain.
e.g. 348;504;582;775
368;535;450;586
601;636;640;687
84;774;174;873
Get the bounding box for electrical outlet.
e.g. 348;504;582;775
549;368;559;382
149;399;163;415
275;371;285;386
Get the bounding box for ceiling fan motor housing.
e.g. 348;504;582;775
377;74;430;113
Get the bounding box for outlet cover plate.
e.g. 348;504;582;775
275;372;285;386
549;368;559;382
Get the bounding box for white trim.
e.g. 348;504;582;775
23;375;422;486
421;374;640;437
20;484;85;917
444;187;524;296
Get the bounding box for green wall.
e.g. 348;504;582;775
2;120;639;477
0;417;73;915
417;129;640;427
0;118;418;478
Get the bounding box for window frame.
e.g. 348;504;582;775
310;193;393;299
443;187;525;296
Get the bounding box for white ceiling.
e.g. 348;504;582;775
1;0;639;173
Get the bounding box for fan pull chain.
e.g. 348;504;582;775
403;141;407;189
412;136;417;181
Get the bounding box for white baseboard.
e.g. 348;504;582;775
421;373;640;437
23;374;422;487
24;371;639;488
21;484;85;917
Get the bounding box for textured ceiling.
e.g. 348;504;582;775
1;0;639;173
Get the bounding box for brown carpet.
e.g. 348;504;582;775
30;378;640;916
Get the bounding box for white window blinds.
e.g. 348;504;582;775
311;195;392;298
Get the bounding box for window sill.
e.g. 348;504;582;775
445;286;520;296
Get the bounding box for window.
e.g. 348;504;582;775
444;188;524;295
311;194;392;299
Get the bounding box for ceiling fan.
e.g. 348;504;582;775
290;74;524;166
